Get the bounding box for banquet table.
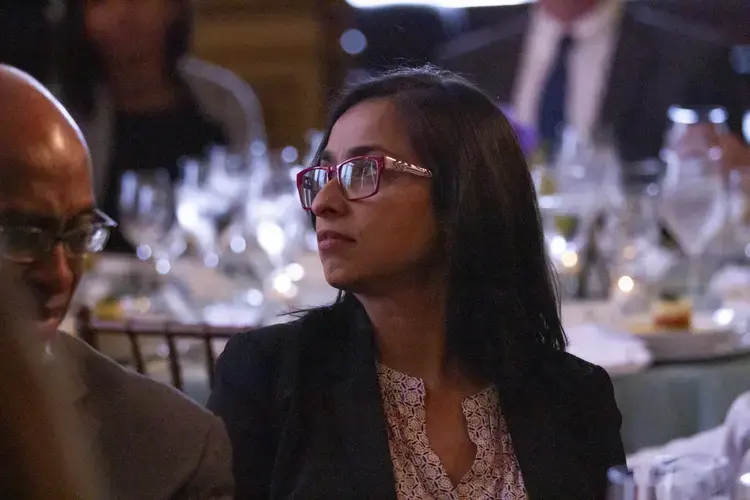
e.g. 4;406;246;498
614;355;750;453
65;254;750;455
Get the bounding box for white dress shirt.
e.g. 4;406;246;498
512;0;624;138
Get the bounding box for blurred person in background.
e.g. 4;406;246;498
60;0;266;251
0;265;102;500
0;0;56;83
209;66;625;499
0;64;233;499
438;0;747;162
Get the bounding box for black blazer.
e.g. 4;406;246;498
208;302;626;499
437;5;748;162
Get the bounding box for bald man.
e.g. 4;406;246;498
0;65;233;499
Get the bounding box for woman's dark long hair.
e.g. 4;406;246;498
60;0;192;119
307;66;565;383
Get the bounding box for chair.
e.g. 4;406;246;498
75;307;250;392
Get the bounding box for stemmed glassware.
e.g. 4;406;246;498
245;148;308;314
607;455;731;500
119;169;173;261
174;153;238;269
599;160;676;310
728;167;750;260
118;169;189;317
659;106;730;298
537;126;622;296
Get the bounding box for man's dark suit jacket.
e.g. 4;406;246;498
208;301;626;499
437;4;747;162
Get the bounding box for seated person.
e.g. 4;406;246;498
438;0;747;160
0;64;233;499
0;267;102;499
60;0;267;251
209;66;625;499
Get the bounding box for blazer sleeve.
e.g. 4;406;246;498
207;331;279;499
177;416;235;499
589;365;627;498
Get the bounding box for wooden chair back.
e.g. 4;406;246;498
75;307;248;392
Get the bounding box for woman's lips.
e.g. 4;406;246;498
316;230;355;251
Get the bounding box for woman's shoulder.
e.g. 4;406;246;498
216;308;341;379
532;349;615;402
219;320;305;367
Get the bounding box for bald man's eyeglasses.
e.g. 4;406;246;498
0;209;117;264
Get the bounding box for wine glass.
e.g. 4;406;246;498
118;169;190;319
174;159;235;268
539;126;622;296
245;148;308;313
659;154;726;298
728;167;750;260
118;169;173;263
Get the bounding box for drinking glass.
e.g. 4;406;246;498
649;454;730;500
659;155;726;297
728;167;750;260
175;159;234;268
118;169;173;264
600;160;676;310
118;169;191;319
660;106;731;296
538;127;622;296
245;148;308;314
608;455;731;500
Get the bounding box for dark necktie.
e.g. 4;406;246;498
538;34;574;147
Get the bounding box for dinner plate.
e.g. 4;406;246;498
620;312;744;363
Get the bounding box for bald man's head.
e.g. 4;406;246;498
0;65;96;342
0;65;91;194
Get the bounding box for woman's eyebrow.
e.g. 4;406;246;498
319;151;334;164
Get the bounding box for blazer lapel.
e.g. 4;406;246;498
49;334;102;460
328;308;396;500
599;9;657;136
499;377;563;500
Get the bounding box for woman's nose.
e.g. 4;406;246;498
311;177;348;218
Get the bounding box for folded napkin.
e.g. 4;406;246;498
565;322;652;376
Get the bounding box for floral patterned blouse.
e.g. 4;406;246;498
376;363;527;500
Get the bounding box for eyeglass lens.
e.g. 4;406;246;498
300;157;380;208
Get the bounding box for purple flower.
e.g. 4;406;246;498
498;104;538;157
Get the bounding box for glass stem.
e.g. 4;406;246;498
686;253;701;298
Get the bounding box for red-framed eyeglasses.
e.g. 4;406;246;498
296;155;432;210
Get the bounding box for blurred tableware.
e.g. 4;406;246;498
119;169;173;262
538;126;622;296
660;111;727;295
660;106;730;297
734;450;750;499
246;148;309;308
175;158;234;268
118;169;191;319
728;167;750;260
649;454;730;500
607;466;642;500
601;162;676;312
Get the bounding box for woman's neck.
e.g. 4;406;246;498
106;57;179;113
357;280;450;388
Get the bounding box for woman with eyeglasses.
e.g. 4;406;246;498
208;66;625;499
